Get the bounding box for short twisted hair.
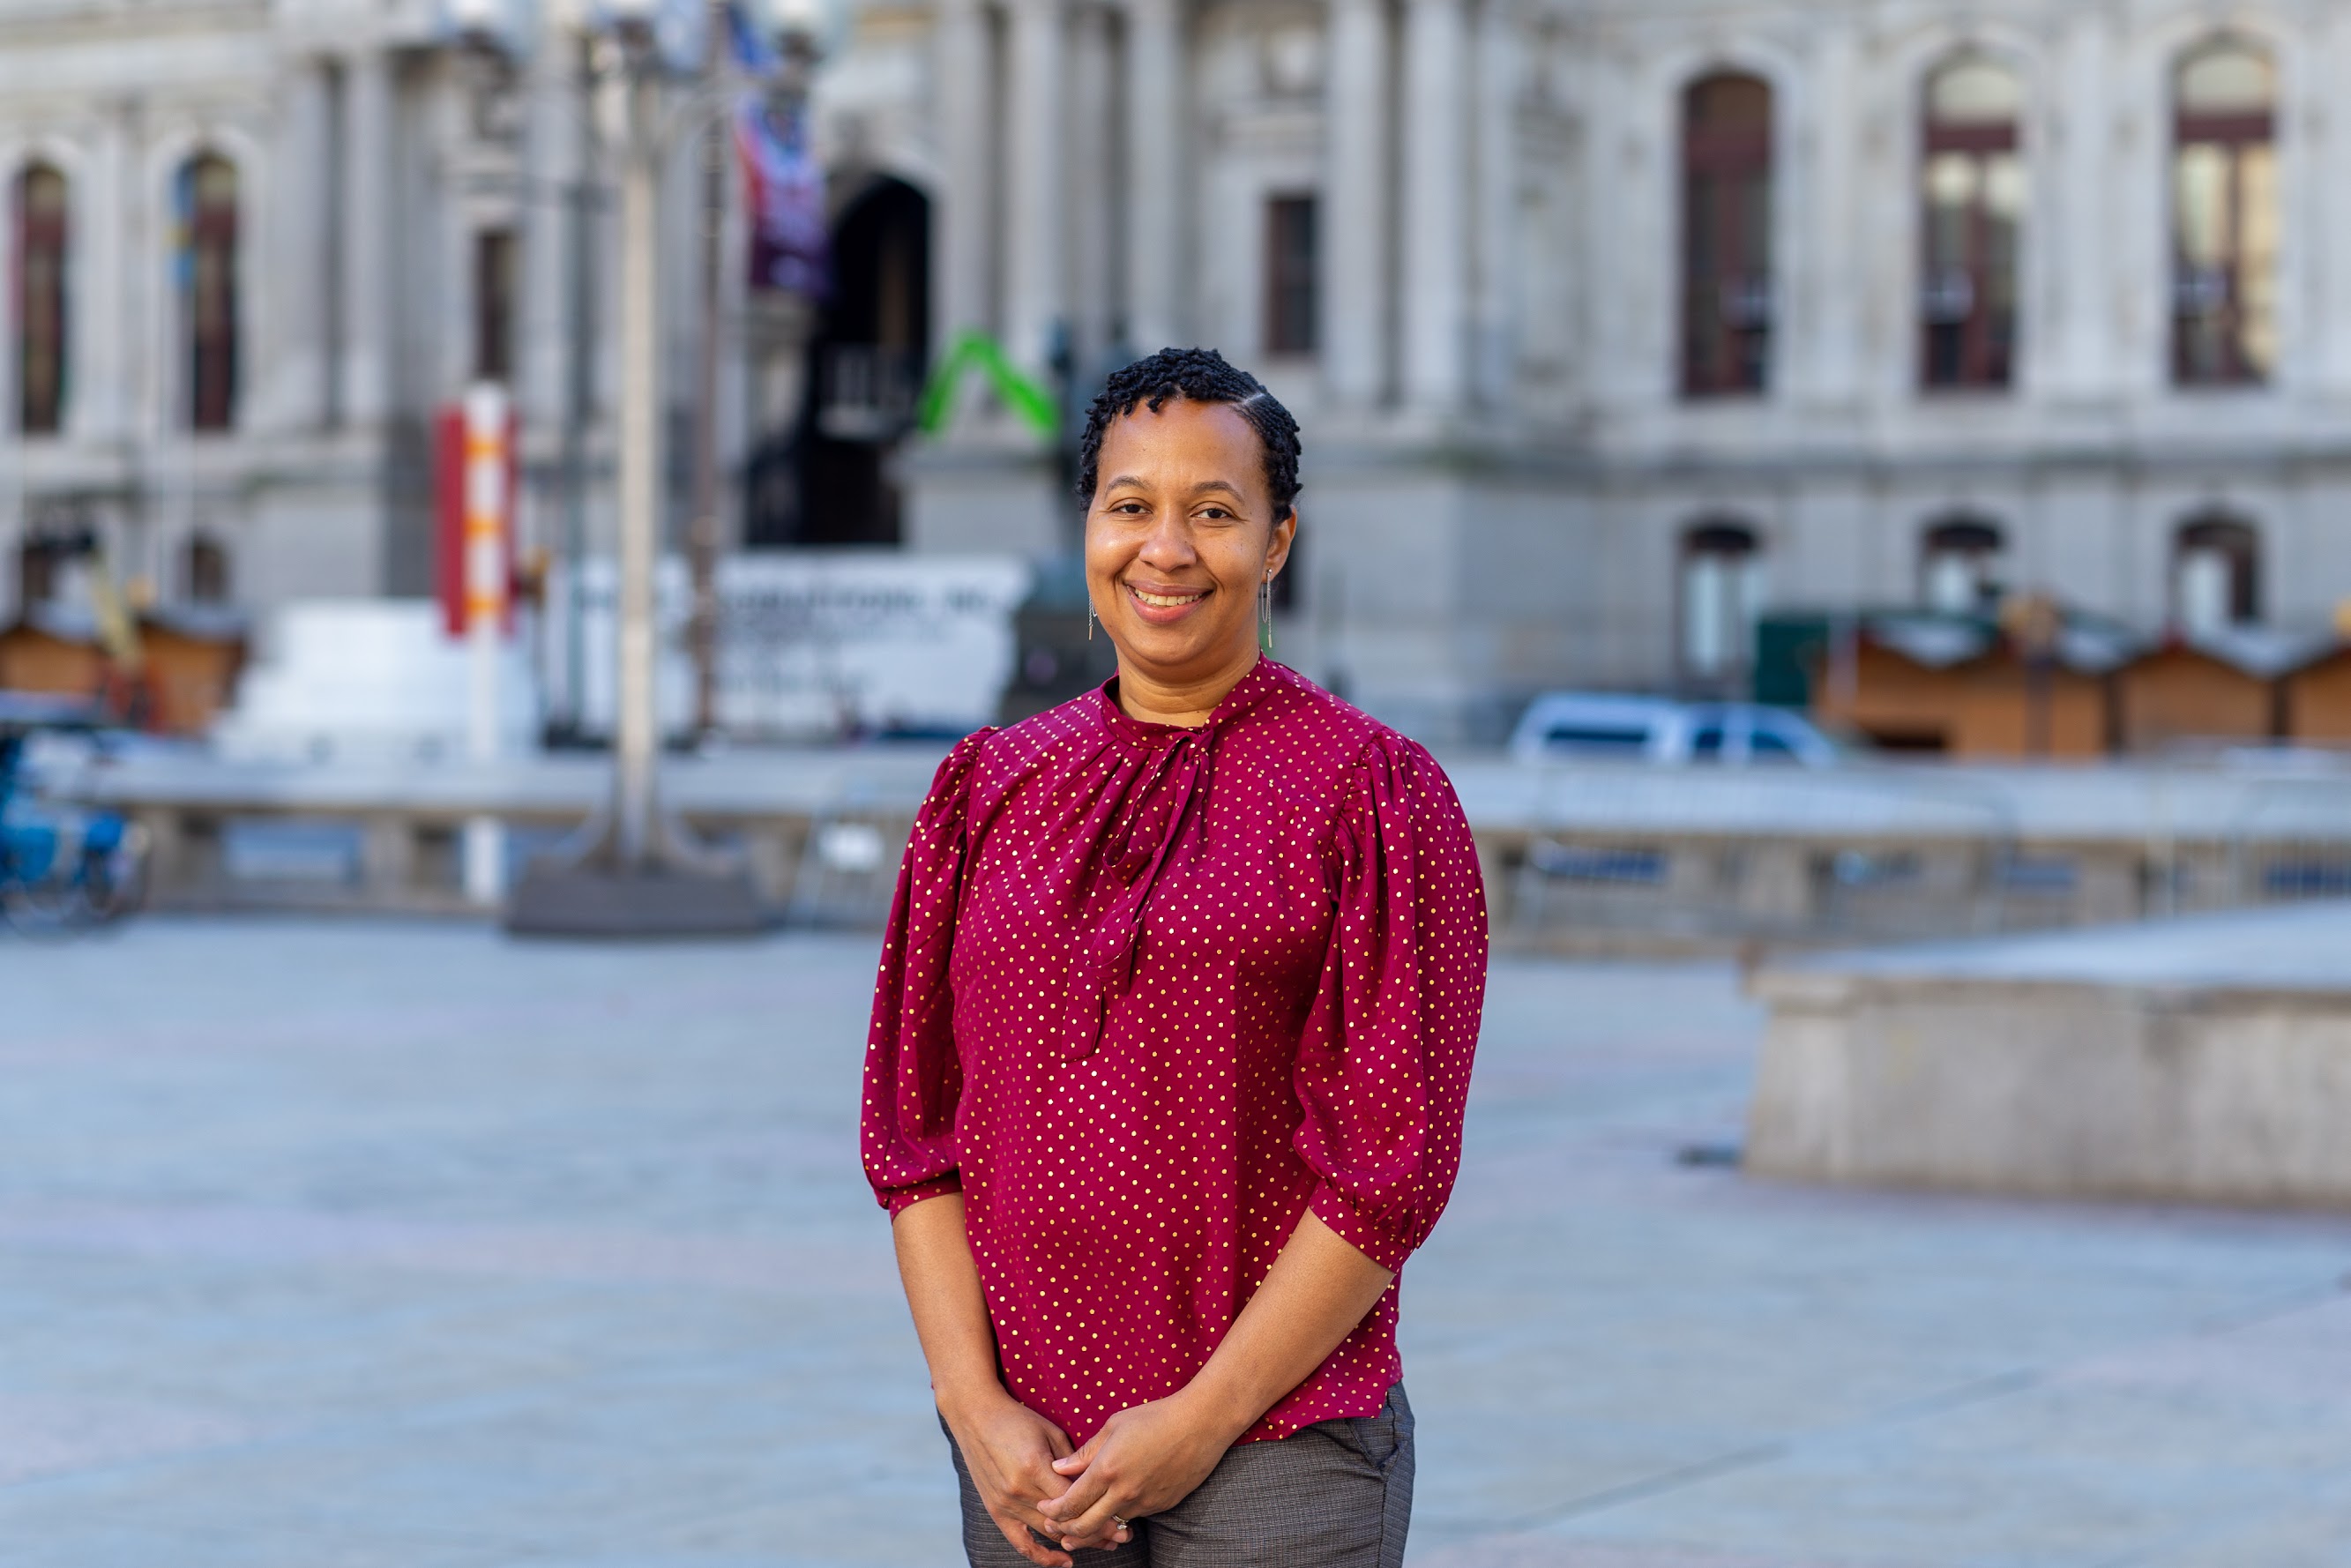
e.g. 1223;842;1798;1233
1075;347;1302;521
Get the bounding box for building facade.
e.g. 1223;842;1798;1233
821;0;2351;740
7;0;2347;745
0;0;812;660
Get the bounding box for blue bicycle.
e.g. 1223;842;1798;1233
0;695;148;936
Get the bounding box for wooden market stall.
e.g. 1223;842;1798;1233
2111;636;2312;753
1806;613;2122;759
138;608;248;735
0;605;246;735
0;609;104;698
2282;644;2351;743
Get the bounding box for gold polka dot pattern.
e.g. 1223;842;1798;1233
860;657;1489;1447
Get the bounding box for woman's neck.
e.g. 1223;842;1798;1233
1114;648;1262;728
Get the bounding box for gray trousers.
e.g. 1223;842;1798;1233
946;1385;1414;1568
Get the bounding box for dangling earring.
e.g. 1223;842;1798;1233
1088;601;1095;641
1259;573;1275;656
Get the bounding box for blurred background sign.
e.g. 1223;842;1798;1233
541;552;1028;743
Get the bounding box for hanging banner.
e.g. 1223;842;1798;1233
735;94;828;297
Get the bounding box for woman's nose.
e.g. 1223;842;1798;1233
1136;511;1196;564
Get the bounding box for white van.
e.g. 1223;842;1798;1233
1508;693;1840;767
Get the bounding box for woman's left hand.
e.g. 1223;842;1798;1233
1034;1393;1240;1549
1036;1212;1397;1549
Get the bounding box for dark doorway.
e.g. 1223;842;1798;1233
747;176;930;547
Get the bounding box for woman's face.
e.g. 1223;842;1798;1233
1085;398;1295;690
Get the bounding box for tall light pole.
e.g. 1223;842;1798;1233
612;46;661;870
507;0;761;937
687;0;726;740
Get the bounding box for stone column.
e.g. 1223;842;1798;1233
1004;0;1068;376
2048;11;2113;400
338;47;392;427
1470;0;1516;407
1579;48;1642;411
517;39;582;434
1122;0;1184;355
934;0;994;352
267;60;333;431
1399;0;1467;413
1802;26;1861;405
2310;10;2351;397
79;102;132;441
1070;4;1116;365
1325;0;1390;407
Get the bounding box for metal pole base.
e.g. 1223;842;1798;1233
505;862;768;938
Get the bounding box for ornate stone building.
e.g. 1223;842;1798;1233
820;0;2351;739
8;0;2347;743
0;0;796;646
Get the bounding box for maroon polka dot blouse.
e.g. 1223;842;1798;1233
862;657;1488;1446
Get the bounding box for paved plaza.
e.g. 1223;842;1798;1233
4;918;2351;1568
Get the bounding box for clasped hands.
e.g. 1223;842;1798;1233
944;1383;1242;1566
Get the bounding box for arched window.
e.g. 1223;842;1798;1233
2172;39;2277;385
175;152;239;431
1680;520;1765;678
16;506;90;606
184;531;230;604
1920;518;2006;613
1263;193;1318;357
16;539;54;606
16;161;68;434
1681;73;1773;398
2174;516;2260;635
473;228;517;383
1921;55;2022;390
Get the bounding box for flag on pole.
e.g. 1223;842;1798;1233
725;0;780;77
735;94;828;297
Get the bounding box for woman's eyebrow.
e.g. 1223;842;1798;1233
1100;474;1246;500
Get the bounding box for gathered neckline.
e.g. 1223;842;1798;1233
1094;656;1283;750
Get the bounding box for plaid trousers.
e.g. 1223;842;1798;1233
946;1384;1414;1568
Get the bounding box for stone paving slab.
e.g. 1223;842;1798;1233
4;919;2350;1567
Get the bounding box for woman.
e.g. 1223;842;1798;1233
862;347;1487;1567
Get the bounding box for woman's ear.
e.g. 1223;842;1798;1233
1268;507;1299;578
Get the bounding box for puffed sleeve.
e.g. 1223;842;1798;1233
1295;735;1489;1273
860;729;991;1216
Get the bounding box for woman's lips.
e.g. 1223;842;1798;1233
1125;582;1210;623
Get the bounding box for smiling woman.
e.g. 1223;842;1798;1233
862;347;1489;1567
1078;350;1302;721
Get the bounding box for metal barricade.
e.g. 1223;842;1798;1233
1509;764;2019;949
784;787;910;930
2226;769;2351;908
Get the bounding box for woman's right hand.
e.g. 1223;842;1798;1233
942;1387;1131;1565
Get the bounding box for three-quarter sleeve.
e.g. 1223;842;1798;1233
1295;737;1489;1273
861;729;991;1216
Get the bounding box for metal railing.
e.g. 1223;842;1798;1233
49;747;2351;948
1496;756;2351;952
1504;765;2020;949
